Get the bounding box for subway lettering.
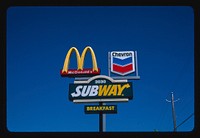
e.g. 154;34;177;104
71;84;130;97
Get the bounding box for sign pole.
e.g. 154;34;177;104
99;52;111;132
103;102;106;132
61;47;137;133
99;102;103;132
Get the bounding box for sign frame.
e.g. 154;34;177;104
111;51;135;76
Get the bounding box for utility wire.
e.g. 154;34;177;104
176;113;194;129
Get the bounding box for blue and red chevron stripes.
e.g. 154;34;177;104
112;64;133;74
112;57;132;66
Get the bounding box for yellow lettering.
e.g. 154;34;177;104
106;106;110;110
108;85;117;96
117;84;130;96
98;85;112;96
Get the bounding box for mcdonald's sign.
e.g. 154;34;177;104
60;46;100;77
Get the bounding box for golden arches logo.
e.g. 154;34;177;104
61;46;100;77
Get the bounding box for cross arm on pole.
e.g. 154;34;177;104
166;99;171;102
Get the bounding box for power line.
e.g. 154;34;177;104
176;113;194;130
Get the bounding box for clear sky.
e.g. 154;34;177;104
6;6;194;132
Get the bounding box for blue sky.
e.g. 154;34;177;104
6;6;194;132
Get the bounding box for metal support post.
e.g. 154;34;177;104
99;102;103;132
135;51;139;77
103;102;106;132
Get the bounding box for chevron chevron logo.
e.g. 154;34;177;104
111;51;135;76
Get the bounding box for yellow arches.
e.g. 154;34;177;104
61;46;98;73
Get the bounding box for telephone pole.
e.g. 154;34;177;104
166;92;180;132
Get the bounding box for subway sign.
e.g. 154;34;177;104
84;105;117;114
69;75;133;102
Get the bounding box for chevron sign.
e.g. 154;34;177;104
111;51;135;76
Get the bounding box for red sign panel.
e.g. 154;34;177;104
60;68;100;77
